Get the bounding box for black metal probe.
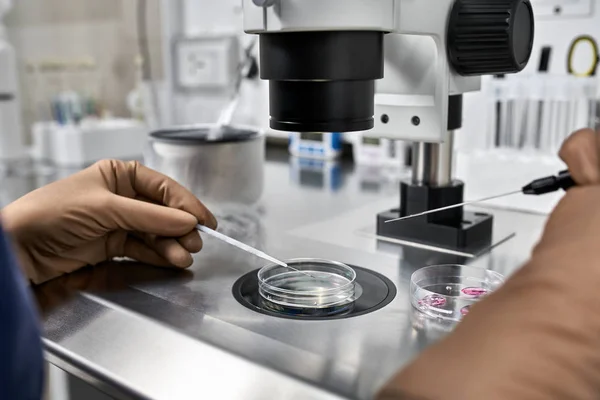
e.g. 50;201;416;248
385;170;576;223
521;170;576;195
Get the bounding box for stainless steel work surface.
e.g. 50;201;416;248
3;147;548;400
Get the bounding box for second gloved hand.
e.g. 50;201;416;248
2;160;217;284
377;128;600;400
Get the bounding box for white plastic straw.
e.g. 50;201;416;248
197;225;317;278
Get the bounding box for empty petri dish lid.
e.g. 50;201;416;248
258;258;359;310
410;264;504;322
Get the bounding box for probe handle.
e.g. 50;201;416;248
522;170;576;195
557;170;577;190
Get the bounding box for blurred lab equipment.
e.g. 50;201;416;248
353;133;410;195
164;8;260;128
0;0;25;164
27;58;102;123
244;0;535;254
356;163;408;196
31;119;147;167
20;55;151;168
492;47;552;150
567;35;600;130
484;74;597;153
208;37;258;138
127;56;151;123
567;35;599;77
211;95;240;137
386;170;575;223
288;132;342;160
290;156;344;192
352;133;409;168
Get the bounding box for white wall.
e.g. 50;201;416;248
183;0;243;35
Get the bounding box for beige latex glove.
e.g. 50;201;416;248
378;128;600;400
2;160;217;284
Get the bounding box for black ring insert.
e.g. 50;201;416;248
150;126;260;145
232;265;397;321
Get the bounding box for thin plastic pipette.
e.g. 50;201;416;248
197;225;317;278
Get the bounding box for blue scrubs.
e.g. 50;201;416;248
0;225;44;400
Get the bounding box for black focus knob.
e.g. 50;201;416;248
447;0;535;76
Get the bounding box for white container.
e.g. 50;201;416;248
289;132;342;160
32;119;148;167
145;124;265;247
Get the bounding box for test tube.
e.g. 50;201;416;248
485;77;500;149
539;77;555;153
512;77;527;148
493;75;506;148
498;78;511;148
524;76;542;149
590;78;600;130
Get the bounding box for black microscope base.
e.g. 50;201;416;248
376;209;494;250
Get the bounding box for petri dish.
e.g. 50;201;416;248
411;264;504;323
258;258;357;317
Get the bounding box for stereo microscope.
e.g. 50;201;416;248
244;0;534;252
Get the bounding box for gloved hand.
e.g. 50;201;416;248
378;128;600;400
2;160;217;284
558;127;600;184
538;127;600;257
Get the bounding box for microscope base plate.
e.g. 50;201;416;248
376;209;493;251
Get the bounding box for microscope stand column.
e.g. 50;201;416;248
376;95;494;251
412;130;453;187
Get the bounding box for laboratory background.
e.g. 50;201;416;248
0;0;598;399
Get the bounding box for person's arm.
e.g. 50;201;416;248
0;160;216;398
2;160;216;284
378;128;600;399
0;223;44;399
380;237;600;399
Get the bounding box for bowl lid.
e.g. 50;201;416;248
150;125;260;145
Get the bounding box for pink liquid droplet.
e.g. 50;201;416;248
419;294;447;308
461;287;488;297
460;305;471;316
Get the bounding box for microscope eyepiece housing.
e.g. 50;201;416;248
260;31;384;132
245;0;534;136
